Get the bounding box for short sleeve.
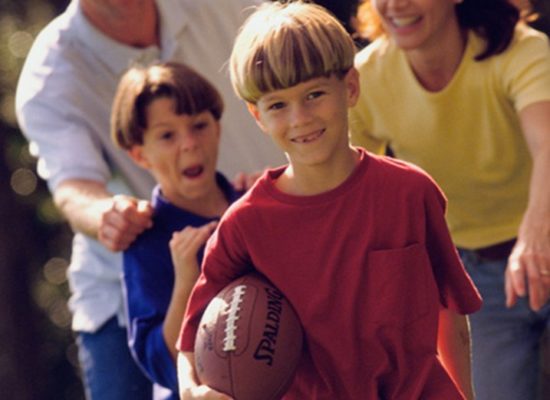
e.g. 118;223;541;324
423;182;482;314
500;26;550;112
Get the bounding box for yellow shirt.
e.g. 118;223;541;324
350;25;550;248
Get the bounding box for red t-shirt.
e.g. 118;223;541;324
178;149;482;399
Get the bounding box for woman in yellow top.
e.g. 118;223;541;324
350;1;550;399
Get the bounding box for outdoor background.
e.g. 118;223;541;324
0;1;549;399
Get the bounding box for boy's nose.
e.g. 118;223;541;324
289;104;313;128
179;132;199;151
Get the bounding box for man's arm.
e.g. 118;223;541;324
437;308;475;400
54;178;153;251
505;100;550;311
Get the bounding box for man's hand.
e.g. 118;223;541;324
54;179;153;251
98;194;153;252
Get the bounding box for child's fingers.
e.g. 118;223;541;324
185;221;218;250
170;221;218;253
232;172;247;191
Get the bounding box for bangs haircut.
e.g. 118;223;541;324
230;1;356;104
112;62;223;149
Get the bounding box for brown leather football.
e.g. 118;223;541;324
194;273;303;400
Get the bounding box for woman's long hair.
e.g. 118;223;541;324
357;0;528;61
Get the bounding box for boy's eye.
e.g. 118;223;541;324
160;131;174;140
268;101;285;111
193;121;208;131
307;90;325;100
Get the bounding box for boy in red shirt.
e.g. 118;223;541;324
176;2;482;399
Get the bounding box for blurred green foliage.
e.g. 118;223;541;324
0;0;83;399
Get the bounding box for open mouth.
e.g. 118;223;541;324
391;16;421;28
291;129;324;144
182;164;204;178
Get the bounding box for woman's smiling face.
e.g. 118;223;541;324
372;0;460;52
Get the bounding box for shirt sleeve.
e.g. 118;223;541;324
123;244;177;391
15;57;111;192
501;26;550;112
349;43;390;155
176;210;253;352
423;181;483;314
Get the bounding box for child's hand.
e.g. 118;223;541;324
180;385;233;400
98;195;153;251
169;221;218;284
178;351;233;399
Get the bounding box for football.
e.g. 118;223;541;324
194;272;303;400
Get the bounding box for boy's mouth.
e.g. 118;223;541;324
182;164;204;178
292;129;324;144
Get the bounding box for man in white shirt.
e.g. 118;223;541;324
15;0;284;398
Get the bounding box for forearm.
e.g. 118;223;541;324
506;101;550;310
437;309;474;400
520;147;550;236
163;281;196;361
519;100;550;234
53;178;113;238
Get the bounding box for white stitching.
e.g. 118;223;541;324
223;284;246;352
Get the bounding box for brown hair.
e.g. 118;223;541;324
111;62;223;149
356;0;523;61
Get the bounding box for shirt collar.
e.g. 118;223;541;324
156;0;189;56
151;172;242;223
71;0;167;76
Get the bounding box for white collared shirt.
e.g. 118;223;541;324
15;0;284;332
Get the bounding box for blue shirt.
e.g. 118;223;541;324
123;173;241;398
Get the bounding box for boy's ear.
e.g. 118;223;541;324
345;68;360;108
246;102;267;133
128;146;151;170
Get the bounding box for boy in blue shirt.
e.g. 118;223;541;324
111;62;243;399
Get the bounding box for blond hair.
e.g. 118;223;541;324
230;1;356;104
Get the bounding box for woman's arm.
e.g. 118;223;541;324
505;100;550;311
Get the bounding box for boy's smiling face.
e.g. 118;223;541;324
129;97;220;208
248;69;359;169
